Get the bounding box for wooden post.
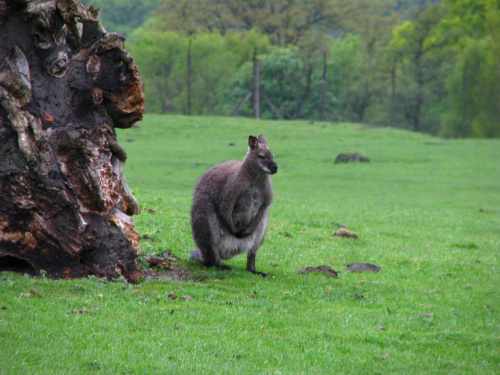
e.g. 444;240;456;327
231;47;283;120
321;51;328;121
253;48;260;119
187;38;193;115
390;58;397;128
461;60;468;138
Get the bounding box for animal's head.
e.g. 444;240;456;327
247;134;278;175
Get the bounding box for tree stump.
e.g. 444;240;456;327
0;0;145;282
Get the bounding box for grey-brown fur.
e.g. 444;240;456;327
190;134;278;276
334;152;370;163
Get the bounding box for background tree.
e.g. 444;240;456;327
389;5;451;133
154;0;348;46
226;48;305;119
333;0;400;123
439;0;500;137
128;28;271;115
82;0;500;137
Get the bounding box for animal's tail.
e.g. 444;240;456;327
190;248;204;261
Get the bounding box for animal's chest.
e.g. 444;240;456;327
232;186;264;232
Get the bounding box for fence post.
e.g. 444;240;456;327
321;51;328;121
187;38;192;115
253;47;260;119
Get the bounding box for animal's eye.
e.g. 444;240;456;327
258;155;265;159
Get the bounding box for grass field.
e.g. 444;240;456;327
1;115;499;374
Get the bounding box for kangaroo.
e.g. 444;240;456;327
190;134;278;276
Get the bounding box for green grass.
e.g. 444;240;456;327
1;115;499;374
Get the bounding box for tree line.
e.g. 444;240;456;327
84;0;500;137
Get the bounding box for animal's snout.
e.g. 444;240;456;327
270;162;278;174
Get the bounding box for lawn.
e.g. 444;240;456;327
1;115;499;374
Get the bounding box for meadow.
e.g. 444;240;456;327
1;115;499;374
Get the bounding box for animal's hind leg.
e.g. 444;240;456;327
246;251;267;277
245;215;268;277
192;210;232;271
202;244;232;272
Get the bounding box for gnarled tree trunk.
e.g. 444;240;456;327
0;0;145;282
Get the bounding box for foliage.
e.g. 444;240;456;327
127;30;186;113
387;5;452;133
440;37;500;138
227;34;389;122
84;0;499;137
226;47;313;119
327;35;379;123
127;29;271;114
438;0;500;137
81;0;162;37
1;115;499;374
153;0;357;46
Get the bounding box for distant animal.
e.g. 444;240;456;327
190;134;278;276
334;152;370;163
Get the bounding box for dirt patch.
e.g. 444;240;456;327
142;250;178;269
332;228;359;239
139;251;192;281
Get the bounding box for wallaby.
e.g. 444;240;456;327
190;134;278;276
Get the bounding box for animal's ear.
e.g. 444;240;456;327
248;135;259;149
258;134;267;145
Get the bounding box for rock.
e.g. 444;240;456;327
294;265;338;277
345;262;381;273
334;152;370;164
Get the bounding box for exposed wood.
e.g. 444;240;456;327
0;0;145;282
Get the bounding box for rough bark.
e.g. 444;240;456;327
0;0;145;282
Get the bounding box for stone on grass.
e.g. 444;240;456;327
294;265;338;278
345;262;381;273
